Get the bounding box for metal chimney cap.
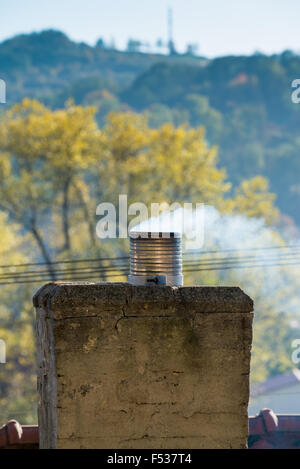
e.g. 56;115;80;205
128;230;183;286
129;231;182;239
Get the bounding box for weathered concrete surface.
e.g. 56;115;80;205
34;282;253;449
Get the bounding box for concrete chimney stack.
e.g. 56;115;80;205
128;231;183;286
34;281;253;449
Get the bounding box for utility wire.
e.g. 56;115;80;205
2;252;300;280
0;255;129;269
1;244;300;270
183;261;300;273
182;253;300;268
0;264;127;280
1;244;300;286
2;258;300;286
0;271;129;286
183;244;300;256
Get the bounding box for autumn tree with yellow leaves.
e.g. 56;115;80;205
0;99;279;277
0;99;284;423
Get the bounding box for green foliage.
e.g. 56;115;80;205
0;214;36;423
0;30;205;104
2;31;299;223
0;30;300;420
0;101;287;425
122;54;300;224
251;311;299;383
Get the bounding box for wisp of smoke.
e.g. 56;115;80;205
132;205;300;318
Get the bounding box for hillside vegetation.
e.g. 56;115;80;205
1;31;300;224
0;99;296;423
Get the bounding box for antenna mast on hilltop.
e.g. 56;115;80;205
167;7;176;55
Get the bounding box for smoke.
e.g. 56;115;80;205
132;205;300;318
130;204;204;249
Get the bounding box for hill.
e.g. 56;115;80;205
1;30;300;225
0;30;206;103
122;55;300;224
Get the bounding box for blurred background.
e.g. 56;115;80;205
1;0;300;424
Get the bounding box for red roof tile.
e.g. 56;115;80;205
0;420;38;449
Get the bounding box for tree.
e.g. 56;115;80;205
147;123;230;205
95;38;106;48
156;38;164;53
0;99;102;277
251;309;299;383
126;39;142;53
0;212;37;424
230;176;279;224
0;102;287;425
96;112;233;210
185;43;198;56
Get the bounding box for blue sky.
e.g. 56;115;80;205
1;0;300;57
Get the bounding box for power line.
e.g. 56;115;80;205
1;244;300;270
1;244;300;286
2;251;300;280
1;258;300;286
0;255;129;270
183;244;300;256
0;271;129;286
182;253;300;268
0;263;127;280
183;260;300;273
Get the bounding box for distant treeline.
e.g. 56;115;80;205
1;30;300;225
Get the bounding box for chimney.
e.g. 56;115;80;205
128;231;183;286
34;279;253;449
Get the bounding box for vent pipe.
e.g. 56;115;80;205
128;231;183;286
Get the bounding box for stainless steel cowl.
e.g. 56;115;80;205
128;231;183;286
